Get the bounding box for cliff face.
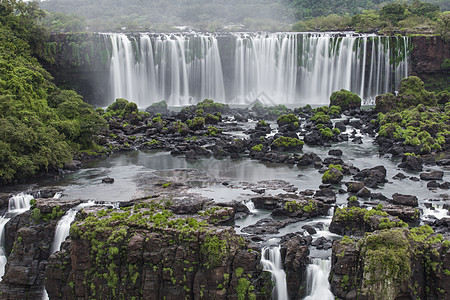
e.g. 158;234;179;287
39;33;112;107
410;36;450;93
329;228;450;300
44;200;273;300
410;36;449;74
0;199;81;299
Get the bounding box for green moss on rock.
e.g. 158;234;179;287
329;89;361;111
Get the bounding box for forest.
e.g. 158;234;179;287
0;1;106;184
37;0;449;32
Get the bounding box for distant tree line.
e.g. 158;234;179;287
292;0;449;37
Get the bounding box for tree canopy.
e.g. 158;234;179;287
0;0;106;184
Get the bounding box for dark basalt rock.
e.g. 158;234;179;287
297;152;322;167
102;177;114;184
280;233;310;299
398;155;423;171
330;227;450;299
393;172;407;180
420;171;444;181
345;181;365;193
302;225;317;235
382;204;420;224
0;199;81;299
251;196;280;210
303;130;323;146
353;165;387;188
328;149;343;157
355;187;371;198
241;218;296;235
334;122;346;133
391;193;419;207
427;181;441;189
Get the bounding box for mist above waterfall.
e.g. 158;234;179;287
39;0;294;31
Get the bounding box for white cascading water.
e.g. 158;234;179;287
260;246;289;300
50;209;78;254
50;201;94;254
0;193;34;281
244;200;257;213
303;258;334;300
107;32;410;107
8;193;33;213
0;217;10;279
109;33;225;107
44;201;95;300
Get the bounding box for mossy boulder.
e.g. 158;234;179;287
145;100;169;114
376;77;437;112
329;89;361;111
375;93;397;113
322;167;343;184
329;206;407;236
277;114;299;128
397;76;437;108
271;136;304;152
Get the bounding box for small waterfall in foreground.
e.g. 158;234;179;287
0;217;10;279
8;193;33;213
44;201;95;300
106;32;410;107
303;258;334;300
244;200;256;213
50;210;77;254
260;246;288;300
0;193;34;281
50;201;95;254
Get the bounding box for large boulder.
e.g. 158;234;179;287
391;193;419;207
353;165;387;188
329;89;361;111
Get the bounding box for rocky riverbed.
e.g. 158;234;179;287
0;79;449;299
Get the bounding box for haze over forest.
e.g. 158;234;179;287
37;0;449;31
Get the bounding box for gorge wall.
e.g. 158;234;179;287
409;35;450;93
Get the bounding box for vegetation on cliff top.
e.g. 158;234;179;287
0;0;106;184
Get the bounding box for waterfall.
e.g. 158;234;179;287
108;33;225;107
8;193;33;213
50;209;77;253
0;217;10;279
260;246;289;300
50;201;94;254
106;32;410;107
0;193;34;281
303;258;334;300
244;200;256;213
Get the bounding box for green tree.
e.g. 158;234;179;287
380;3;407;26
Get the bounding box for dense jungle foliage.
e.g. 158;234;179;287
37;0;448;32
0;0;106;184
